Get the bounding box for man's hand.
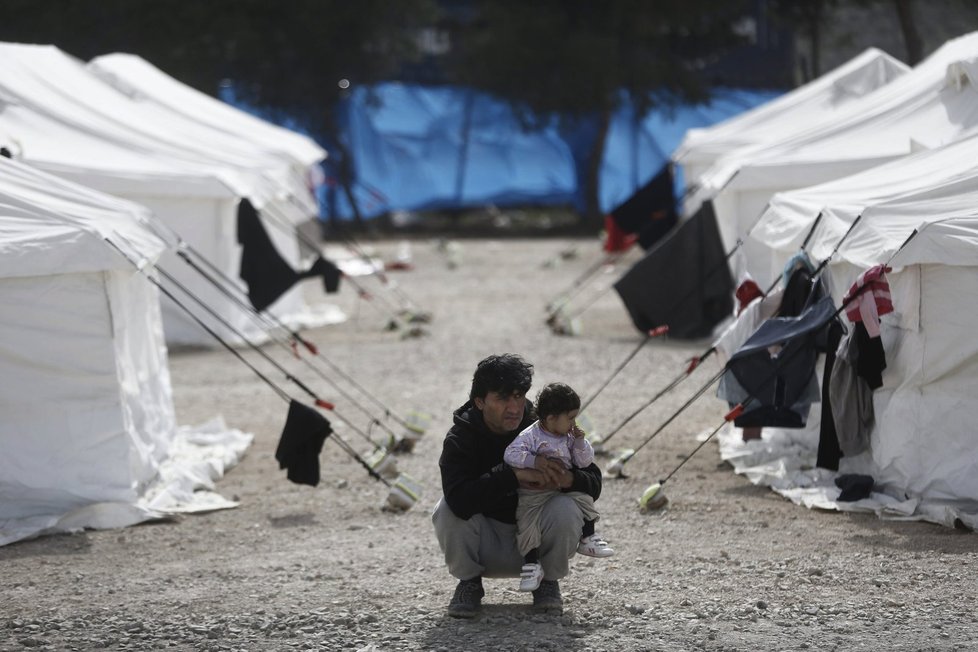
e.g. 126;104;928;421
514;463;574;491
534;455;566;486
513;467;548;490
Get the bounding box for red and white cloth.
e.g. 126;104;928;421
843;265;893;338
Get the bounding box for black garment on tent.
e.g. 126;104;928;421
305;256;342;293
778;265;821;318
275;399;333;486
725;296;837;428
816;319;846;471
613;200;733;339
237;199;343;312
853;322;887;389
609;163;678;250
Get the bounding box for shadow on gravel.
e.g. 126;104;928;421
717;478;977;553
267;513;319;528
844;514;975;554
720;483;778;500
0;531;92;560
421;603;586;650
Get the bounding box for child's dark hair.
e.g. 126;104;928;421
535;382;580;419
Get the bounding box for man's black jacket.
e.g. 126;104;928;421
438;399;603;524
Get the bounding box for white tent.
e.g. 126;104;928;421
715;156;978;529
0;157;251;546
674;48;909;188
752;130;978;274
687;31;978;287
87;52;326;180
0;42;343;345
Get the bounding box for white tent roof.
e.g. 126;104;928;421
699;32;978;198
0;157;251;546
0;153;167;276
0;42;344;346
752;131;978;268
837;179;978;267
691;31;978;284
0;86;240;200
88;52;326;169
674;48;909;185
887;215;978;267
0;42;311;212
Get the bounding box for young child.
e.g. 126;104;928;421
503;382;614;592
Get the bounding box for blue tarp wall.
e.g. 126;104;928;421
226;83;780;220
595;88;781;214
326;83;779;220
327;84;576;219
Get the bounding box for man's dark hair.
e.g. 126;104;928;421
535;382;580;419
469;353;533;400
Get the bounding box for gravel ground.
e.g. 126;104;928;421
2;236;977;652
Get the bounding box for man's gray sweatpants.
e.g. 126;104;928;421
431;495;583;581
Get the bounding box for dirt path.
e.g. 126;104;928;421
2;237;976;652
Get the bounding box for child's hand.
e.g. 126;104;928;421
571;423;586;439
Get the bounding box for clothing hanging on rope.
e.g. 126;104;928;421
843;264;893;338
827;327;876;457
236;198;342;312
720;296;838;429
276;400;334;486
614;200;733;339
608;163;678;251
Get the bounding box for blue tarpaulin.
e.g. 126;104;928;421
222;82;780;221
327;83;780;220
598;88;781;213
326;84;577;219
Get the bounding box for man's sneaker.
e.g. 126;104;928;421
447;578;484;618
518;562;544;592
577;533;615;558
532;579;563;614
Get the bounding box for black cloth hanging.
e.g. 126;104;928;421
303;255;342;294
722;296;837;428
609;163;678;251
816;320;846;471
853;321;887;390
778;265;821;318
237;199;343;312
613;200;733;339
275;400;333;486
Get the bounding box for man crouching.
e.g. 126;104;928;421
431;353;603;617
